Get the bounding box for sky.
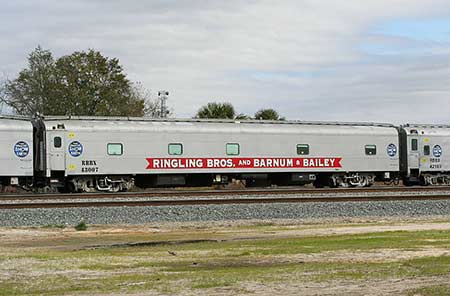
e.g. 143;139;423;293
1;0;450;123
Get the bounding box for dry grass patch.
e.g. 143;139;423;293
1;217;450;295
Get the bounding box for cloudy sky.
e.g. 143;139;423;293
1;0;450;123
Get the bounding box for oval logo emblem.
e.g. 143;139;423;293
14;141;30;158
433;145;442;157
68;141;83;157
387;143;397;157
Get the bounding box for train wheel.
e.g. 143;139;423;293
313;180;324;188
59;181;76;193
403;179;414;187
419;176;428;186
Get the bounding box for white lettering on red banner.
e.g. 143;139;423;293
145;158;342;169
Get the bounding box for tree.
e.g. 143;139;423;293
254;108;285;120
53;50;144;116
195;102;236;119
1;46;57;115
0;47;146;116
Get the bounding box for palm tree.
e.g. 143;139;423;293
195;102;236;119
254;108;284;120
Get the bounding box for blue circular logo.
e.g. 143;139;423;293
14;141;29;158
433;145;442;157
68;141;83;157
387;143;397;157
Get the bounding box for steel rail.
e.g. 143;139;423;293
2;194;450;209
2;186;450;201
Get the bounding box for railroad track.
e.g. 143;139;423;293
2;185;450;201
2;190;450;209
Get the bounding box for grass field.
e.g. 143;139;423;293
1;218;450;295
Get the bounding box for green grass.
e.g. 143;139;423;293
192;278;235;289
1;228;450;295
40;224;66;229
62;229;450;258
74;220;87;231
2;257;449;295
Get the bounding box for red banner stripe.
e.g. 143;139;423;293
146;157;342;170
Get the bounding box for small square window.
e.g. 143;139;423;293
297;144;309;155
54;136;62;148
107;143;123;155
226;143;240;156
424;145;430;156
365;145;377;155
168;143;183;155
411;139;418;151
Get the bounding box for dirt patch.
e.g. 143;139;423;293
84;276;450;296
3;215;444;235
83;239;220;250
282;247;450;264
2;216;450;251
231;276;450;296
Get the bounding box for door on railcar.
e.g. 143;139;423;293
49;135;65;171
408;136;420;177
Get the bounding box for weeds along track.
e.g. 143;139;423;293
1;186;450;209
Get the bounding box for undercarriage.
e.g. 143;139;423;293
64;176;134;193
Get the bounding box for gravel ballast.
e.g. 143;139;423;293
1;200;450;226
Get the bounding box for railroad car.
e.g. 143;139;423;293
39;117;400;192
400;124;450;185
0;116;34;191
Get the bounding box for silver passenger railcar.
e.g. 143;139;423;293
0;116;34;191
400;124;450;185
42;117;400;192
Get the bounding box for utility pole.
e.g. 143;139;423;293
158;90;169;118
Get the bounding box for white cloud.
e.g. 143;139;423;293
1;0;450;122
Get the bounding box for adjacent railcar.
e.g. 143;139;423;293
42;117;399;192
400;124;450;185
0;116;34;190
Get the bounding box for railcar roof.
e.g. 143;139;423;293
402;123;450;135
43;116;398;135
0;115;32;120
0;116;33;131
43;116;395;127
403;123;450;129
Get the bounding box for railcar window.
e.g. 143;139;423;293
168;143;183;155
424;145;430;156
107;143;123;156
365;145;377;155
297;144;310;155
411;139;418;151
54;136;62;148
226;143;240;156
